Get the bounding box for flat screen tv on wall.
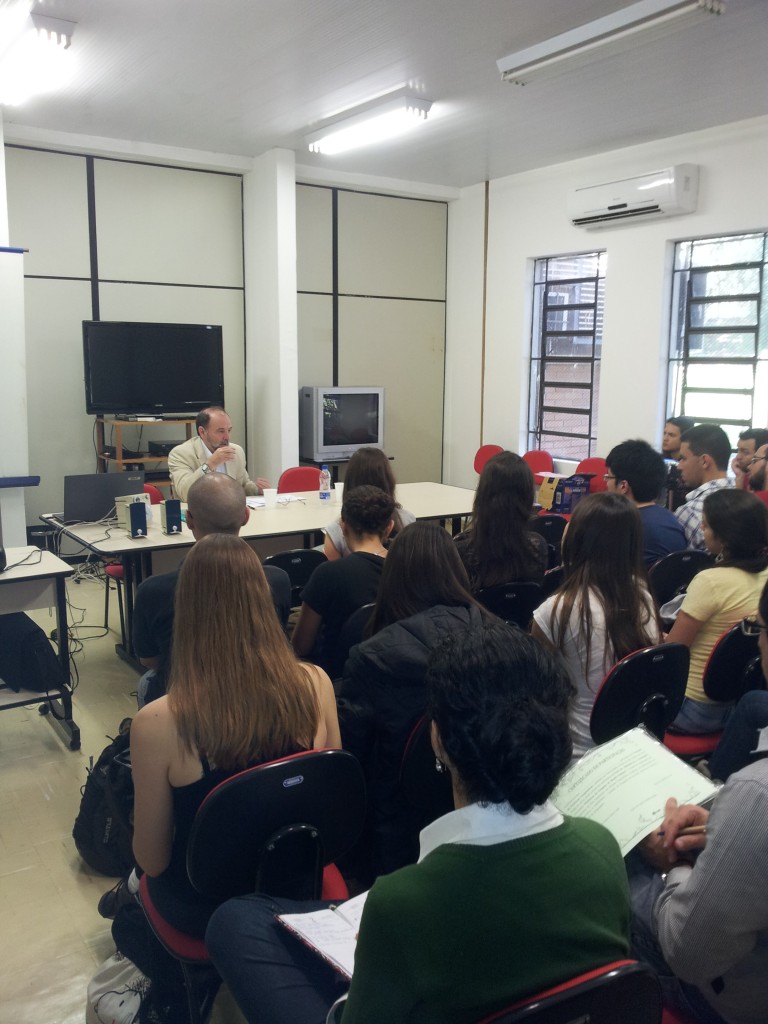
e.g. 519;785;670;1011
82;321;225;416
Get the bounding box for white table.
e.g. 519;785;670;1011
0;546;79;749
44;481;475;662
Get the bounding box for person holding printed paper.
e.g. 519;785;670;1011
630;578;768;1024
205;620;630;1024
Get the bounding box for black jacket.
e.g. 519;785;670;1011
338;603;484;876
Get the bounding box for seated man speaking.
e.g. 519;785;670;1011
133;474;290;705
168;405;269;501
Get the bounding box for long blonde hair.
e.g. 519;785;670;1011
168;534;319;769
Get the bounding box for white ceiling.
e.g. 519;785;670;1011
3;0;767;188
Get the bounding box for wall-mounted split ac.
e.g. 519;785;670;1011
568;164;699;227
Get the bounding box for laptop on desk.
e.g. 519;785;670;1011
57;472;145;524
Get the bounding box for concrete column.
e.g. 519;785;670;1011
242;149;299;487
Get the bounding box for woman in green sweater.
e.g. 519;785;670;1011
206;620;631;1024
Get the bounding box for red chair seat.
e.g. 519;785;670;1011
139;874;209;962
663;732;720;757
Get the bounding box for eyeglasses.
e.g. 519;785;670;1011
749;455;768;465
603;473;617;482
740;616;768;637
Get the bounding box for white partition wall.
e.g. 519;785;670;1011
296;184;448;483
4;146;245;524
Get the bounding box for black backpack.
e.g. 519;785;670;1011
73;722;135;876
0;612;65;692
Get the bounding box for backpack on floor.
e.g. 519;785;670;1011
73;721;135;876
0;612;65;692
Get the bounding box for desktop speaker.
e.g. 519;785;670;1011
161;499;182;535
0;547;5;572
128;500;147;539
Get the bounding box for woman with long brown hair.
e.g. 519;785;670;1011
532;491;661;760
455;450;547;588
323;447;414;560
130;533;340;937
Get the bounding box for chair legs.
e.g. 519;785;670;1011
104;573;127;647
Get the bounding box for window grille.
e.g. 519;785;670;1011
528;251;605;460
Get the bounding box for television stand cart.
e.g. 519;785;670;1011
95;417;195;490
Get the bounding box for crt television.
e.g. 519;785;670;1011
82;321;225;416
299;386;385;462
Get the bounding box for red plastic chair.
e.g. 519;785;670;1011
477;959;661;1023
277;466;322;493
474;444;504;475
104;484;165;643
522;449;554;485
576;456;608;493
139;749;364;1024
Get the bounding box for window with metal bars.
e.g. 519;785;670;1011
528;251;605;460
667;232;768;448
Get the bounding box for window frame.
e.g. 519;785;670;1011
667;232;768;443
527;250;605;460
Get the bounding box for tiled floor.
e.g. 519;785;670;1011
0;575;245;1023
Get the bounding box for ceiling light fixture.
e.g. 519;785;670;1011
0;2;76;106
497;0;724;86
306;89;432;155
30;9;75;49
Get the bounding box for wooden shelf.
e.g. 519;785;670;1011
95;417;195;486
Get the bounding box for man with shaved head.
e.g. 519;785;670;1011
132;474;290;704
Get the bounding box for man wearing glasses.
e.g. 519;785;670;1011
746;442;768;504
732;428;768;490
604;440;687;567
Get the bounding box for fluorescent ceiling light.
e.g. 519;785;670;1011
497;0;724;85
306;89;432;155
0;1;76;106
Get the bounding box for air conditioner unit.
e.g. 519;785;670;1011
568;164;699;227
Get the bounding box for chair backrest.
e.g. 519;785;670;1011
541;565;564;599
263;548;327;606
648;549;713;608
277;466;322;493
474;444;504;475
702;624;760;703
741;654;767;695
478;960;661;1024
334;603;375;675
399;716;454;827
187;749;366;903
528;514;568;568
522;449;554;475
590;643;689;744
474;581;543;629
143;483;165;505
575;457;608;493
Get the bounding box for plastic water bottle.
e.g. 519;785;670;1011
319;464;332;503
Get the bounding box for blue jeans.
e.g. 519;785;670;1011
205;895;348;1024
709;690;768;781
670;696;732;735
626;852;727;1024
